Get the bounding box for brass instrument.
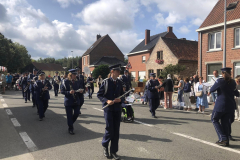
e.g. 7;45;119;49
54;76;60;85
40;81;49;98
24;83;30;92
69;82;77;104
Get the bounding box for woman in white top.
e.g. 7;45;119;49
97;75;103;89
194;76;209;113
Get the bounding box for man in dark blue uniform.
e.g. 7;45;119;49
34;72;52;121
75;67;85;115
61;69;81;135
97;64;123;160
52;72;61;97
120;70;132;96
28;69;38;107
87;74;94;99
21;72;31;103
209;67;239;146
147;73;160;118
19;74;25;98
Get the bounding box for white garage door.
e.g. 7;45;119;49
138;71;146;82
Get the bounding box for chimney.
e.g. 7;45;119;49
167;26;173;33
97;34;101;40
145;29;150;45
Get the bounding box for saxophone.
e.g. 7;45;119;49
40;81;49;98
54;76;60;85
70;82;77;104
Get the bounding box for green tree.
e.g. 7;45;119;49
92;64;110;79
160;64;186;79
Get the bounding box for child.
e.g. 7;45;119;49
121;85;134;121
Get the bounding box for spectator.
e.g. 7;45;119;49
158;76;164;106
97;75;103;89
0;72;6;94
174;76;184;104
234;76;240;120
194;76;209;113
6;73;13;90
160;74;174;109
208;70;220;104
183;77;192;111
189;76;194;86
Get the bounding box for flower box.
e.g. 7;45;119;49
155;59;164;64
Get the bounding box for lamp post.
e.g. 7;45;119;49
223;0;227;68
71;51;73;68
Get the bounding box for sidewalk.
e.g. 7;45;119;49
0;94;34;160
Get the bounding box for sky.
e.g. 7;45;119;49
0;0;218;60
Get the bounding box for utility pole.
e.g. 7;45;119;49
223;0;227;68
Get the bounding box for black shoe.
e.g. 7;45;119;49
229;136;236;141
33;104;35;107
152;115;157;118
79;111;81;115
103;147;109;157
216;140;229;146
68;130;75;135
25;101;27;103
43;115;45;118
110;153;119;160
39;118;43;121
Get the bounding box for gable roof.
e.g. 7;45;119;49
82;35;107;56
199;0;240;29
161;37;198;61
32;62;65;71
92;56;126;66
129;32;168;54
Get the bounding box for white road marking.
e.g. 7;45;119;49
1;99;5;102
19;132;38;152
134;120;154;127
5;109;13;115
93;107;103;112
172;132;240;155
11;118;21;127
137;147;149;154
3;103;8;108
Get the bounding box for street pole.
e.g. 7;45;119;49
71;51;73;69
223;0;227;68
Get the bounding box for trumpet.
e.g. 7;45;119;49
24;83;30;92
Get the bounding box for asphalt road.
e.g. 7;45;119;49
1;89;240;160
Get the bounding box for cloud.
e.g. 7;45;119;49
55;0;83;8
192;18;203;26
179;25;190;34
0;3;8;22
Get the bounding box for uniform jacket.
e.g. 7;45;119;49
21;76;30;89
87;77;94;87
97;77;124;112
77;75;85;91
34;79;52;100
120;74;132;88
29;75;37;92
146;79;160;99
52;76;61;85
210;78;239;112
61;79;81;107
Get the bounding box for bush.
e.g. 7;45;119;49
92;64;110;79
160;64;186;79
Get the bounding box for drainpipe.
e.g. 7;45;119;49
199;32;202;76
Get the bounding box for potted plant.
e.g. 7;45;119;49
155;59;164;64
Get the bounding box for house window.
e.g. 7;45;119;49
157;69;162;78
148;69;154;78
142;56;146;63
157;51;163;60
207;63;222;82
209;32;221;50
234;62;240;77
227;1;238;11
235;28;240;48
83;57;85;65
131;72;136;81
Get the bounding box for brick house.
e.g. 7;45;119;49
197;0;240;81
146;37;198;79
81;34;125;72
127;26;177;80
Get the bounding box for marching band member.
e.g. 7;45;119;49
34;72;52;121
28;69;38;107
52;71;61;97
76;67;85;114
21;72;31;103
61;69;81;135
146;73;160;118
19;73;25;98
97;64;123;160
87;74;94;99
208;67;239;146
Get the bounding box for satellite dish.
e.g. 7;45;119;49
84;66;91;75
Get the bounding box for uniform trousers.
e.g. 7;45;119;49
24;89;30;101
211;111;232;141
38;99;48;118
31;88;36;106
88;86;94;97
34;92;38;112
21;86;24;98
54;84;59;96
65;105;80;131
102;110;121;153
79;94;84;109
149;98;159;116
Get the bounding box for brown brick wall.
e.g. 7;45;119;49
198;23;240;81
179;61;198;78
164;32;177;39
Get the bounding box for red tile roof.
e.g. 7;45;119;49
200;0;240;29
162;38;198;61
32;62;65;71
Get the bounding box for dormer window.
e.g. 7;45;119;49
227;1;238;11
